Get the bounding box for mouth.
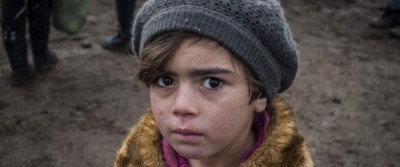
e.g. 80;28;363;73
171;129;203;143
173;129;202;135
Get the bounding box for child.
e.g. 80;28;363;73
114;0;314;166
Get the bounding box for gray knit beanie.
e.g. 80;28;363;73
132;0;298;104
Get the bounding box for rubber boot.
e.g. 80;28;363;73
1;0;35;86
390;25;400;38
115;0;136;38
101;0;136;54
370;6;400;29
28;0;57;72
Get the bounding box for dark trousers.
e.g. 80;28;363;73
115;0;136;38
390;0;400;10
1;0;51;75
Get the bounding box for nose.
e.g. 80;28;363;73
171;85;198;118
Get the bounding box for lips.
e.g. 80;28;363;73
171;129;203;143
173;129;202;135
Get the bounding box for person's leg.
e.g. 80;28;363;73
116;0;136;38
1;0;34;86
28;0;57;72
389;0;400;11
101;0;136;54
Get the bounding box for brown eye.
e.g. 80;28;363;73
203;77;223;89
156;76;174;87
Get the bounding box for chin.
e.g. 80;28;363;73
175;148;207;159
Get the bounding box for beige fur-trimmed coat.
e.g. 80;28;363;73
114;97;314;167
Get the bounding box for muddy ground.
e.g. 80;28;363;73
0;0;399;166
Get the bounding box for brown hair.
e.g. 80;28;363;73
136;31;263;102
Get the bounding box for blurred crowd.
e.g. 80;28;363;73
0;0;398;87
1;0;136;87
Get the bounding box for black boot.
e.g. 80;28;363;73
370;6;400;29
10;66;36;87
101;33;133;54
1;0;35;86
389;25;400;38
35;50;58;73
101;0;135;54
2;29;36;86
28;0;58;72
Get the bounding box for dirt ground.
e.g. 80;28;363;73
0;0;399;166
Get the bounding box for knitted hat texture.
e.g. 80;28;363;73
132;0;299;103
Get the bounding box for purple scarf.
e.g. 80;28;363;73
162;111;270;167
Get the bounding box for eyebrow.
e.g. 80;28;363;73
162;68;233;77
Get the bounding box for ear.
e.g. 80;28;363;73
254;96;267;113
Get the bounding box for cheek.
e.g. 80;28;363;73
219;91;252;116
150;91;169;123
151;98;169;135
205;110;251;145
206;96;252;132
150;89;169;112
151;104;164;123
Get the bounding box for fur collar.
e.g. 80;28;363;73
114;97;313;167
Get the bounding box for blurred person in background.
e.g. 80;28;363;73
370;0;400;38
1;0;57;86
101;0;136;54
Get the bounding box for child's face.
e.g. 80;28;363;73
149;38;266;161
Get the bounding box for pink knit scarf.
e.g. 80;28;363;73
162;111;270;167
